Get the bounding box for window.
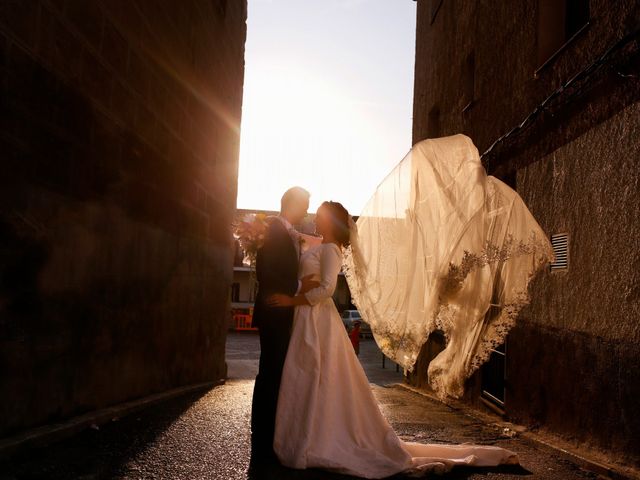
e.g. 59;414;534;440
537;0;590;69
481;269;509;409
249;278;257;302
565;0;590;39
501;169;517;190
214;0;227;19
463;51;475;111
231;282;240;302
481;340;506;408
430;0;444;24
427;105;440;139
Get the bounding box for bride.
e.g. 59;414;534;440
265;134;553;478
266;200;519;478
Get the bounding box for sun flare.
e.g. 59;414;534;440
237;0;416;215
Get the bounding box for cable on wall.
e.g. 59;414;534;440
480;27;640;167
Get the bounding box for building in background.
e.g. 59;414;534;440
410;0;640;469
0;1;246;439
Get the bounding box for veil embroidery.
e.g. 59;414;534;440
342;134;555;399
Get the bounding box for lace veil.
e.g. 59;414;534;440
343;134;554;399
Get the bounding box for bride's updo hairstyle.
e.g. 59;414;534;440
320;201;350;248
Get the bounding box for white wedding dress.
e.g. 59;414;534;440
273;242;519;478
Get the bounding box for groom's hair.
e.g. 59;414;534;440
281;186;310;212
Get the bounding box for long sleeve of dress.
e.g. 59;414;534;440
304;244;342;306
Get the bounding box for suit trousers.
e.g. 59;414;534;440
250;312;293;459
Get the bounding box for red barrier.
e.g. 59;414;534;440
234;313;257;331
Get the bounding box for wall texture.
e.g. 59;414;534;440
0;0;246;437
410;0;640;467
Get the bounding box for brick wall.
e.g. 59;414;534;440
0;0;246;437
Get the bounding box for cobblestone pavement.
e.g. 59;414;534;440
0;332;600;480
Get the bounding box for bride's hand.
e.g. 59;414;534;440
266;294;294;307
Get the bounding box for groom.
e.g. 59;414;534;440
250;186;318;464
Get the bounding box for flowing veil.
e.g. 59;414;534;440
343;134;555;399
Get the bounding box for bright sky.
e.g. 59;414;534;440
237;0;417;215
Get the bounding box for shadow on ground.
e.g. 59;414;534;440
0;391;207;480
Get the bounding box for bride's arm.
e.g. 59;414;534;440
266;244;342;308
303;245;341;305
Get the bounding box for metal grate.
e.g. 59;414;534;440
550;233;569;270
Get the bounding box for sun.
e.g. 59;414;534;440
237;64;376;213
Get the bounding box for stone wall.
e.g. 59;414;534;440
0;0;246;437
509;103;640;463
410;0;640;466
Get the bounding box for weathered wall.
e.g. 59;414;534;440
0;0;246;437
410;0;640;466
509;102;640;462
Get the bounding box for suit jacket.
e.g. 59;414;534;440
252;217;299;329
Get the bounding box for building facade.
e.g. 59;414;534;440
409;0;640;468
0;1;246;438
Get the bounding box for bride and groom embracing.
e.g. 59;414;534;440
249;185;520;479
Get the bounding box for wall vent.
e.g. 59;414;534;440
550;233;569;270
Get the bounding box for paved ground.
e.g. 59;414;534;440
0;332;600;479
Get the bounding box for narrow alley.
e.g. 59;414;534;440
0;333;602;480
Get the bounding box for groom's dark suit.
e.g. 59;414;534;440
250;217;299;460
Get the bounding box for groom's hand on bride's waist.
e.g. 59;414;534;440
299;274;320;294
265;293;293;307
263;276;319;308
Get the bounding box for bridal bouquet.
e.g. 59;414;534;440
233;213;269;267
